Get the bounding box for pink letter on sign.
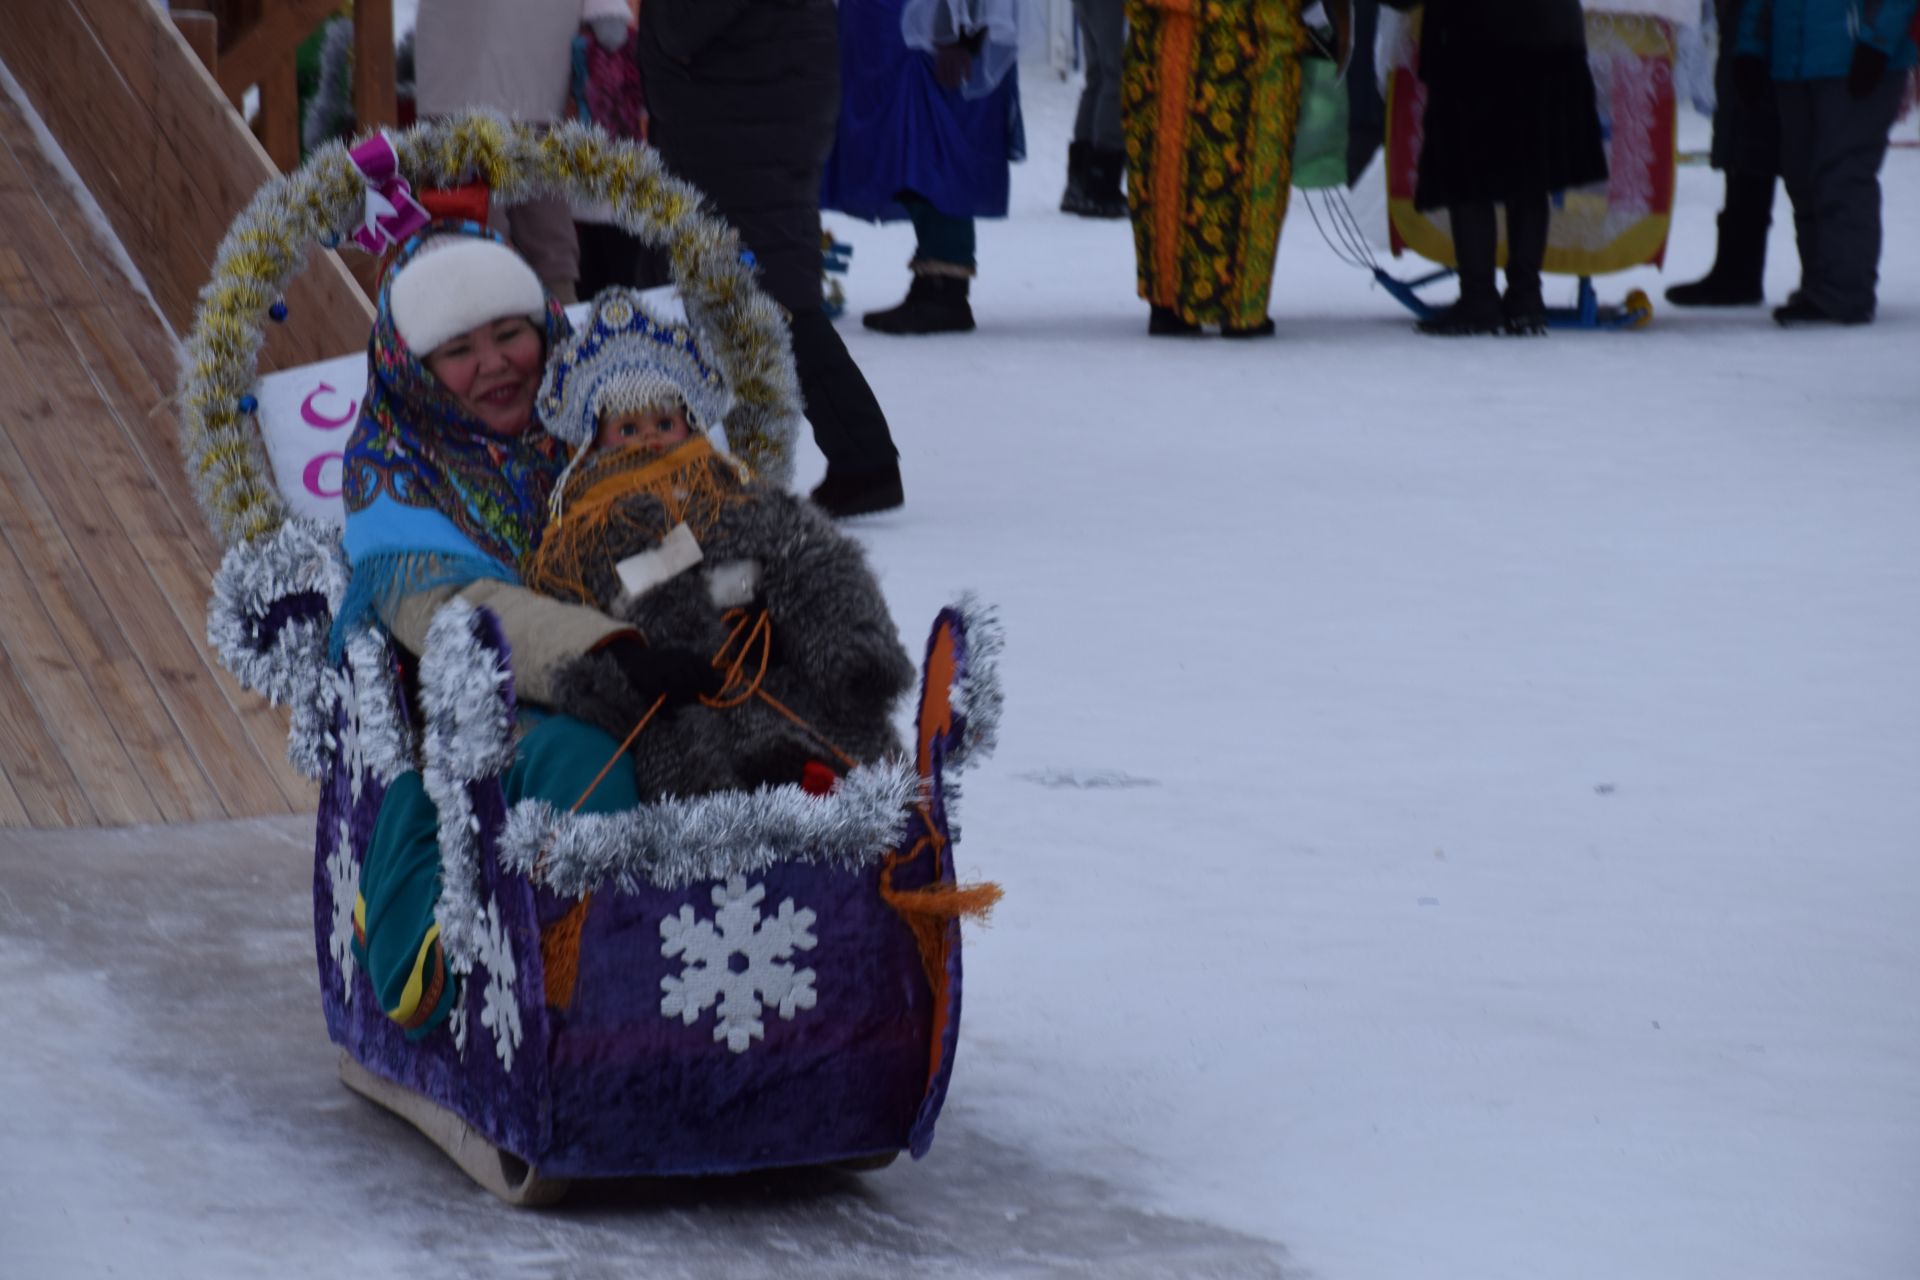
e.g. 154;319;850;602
304;453;343;499
301;383;358;430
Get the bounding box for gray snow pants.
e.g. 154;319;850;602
1775;74;1904;322
1072;0;1126;151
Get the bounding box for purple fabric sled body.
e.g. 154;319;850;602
313;611;976;1181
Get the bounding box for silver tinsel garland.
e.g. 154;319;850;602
206;517;349;778
499;759;922;898
342;627;415;785
946;593;1005;775
418;599;520;970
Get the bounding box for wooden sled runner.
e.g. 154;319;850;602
184;115;1003;1203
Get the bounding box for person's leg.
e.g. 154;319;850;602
502;196;582;304
1418;202;1502;335
1787;75;1901;323
862;194;977;335
353;771;459;1039
504;715;642;814
1772;80;1821;309
1067;0;1129;217
1668;168;1776;305
1501;190;1551;334
791;307;905;516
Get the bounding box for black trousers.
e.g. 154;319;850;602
1775;75;1903;321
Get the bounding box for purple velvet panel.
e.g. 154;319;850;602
536;857;933;1178
315;610;981;1179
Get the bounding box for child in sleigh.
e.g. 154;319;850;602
527;288;916;799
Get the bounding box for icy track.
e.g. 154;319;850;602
3;69;1918;1280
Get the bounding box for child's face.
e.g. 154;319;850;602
597;403;694;455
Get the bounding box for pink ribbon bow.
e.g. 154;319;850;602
346;133;429;254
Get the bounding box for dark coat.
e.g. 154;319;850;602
1383;0;1606;208
1383;0;1587;74
637;0;841;314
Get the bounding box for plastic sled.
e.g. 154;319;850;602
186;114;1003;1203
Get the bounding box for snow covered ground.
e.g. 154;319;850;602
818;72;1920;1280
3;59;1918;1280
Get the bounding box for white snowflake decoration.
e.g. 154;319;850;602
325;813;359;1003
660;876;818;1054
329;666;365;804
449;984;470;1056
474;895;523;1073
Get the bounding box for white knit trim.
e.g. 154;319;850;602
390;237;546;356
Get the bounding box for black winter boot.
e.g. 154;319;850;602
1060;141;1092;214
1148;305;1202;336
1501;193;1551;336
863;273;976;335
1666;171;1773;307
810;462;905;518
1065;147;1128;219
1419;203;1504;336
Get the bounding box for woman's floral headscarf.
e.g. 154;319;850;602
331;223;573;657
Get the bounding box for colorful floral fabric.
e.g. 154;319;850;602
1124;0;1305;328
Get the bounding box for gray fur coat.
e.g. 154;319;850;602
550;480;915;800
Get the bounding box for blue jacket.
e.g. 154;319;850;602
1736;0;1919;79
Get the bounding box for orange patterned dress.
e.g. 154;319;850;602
1123;0;1306;328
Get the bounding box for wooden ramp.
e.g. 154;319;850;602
0;0;378;828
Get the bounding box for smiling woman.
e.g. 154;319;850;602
386;233;550;436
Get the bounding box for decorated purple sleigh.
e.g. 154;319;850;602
185;115;1003;1203
300;594;999;1198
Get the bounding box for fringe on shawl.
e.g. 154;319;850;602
328;549;518;661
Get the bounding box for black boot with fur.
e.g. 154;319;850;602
863;273;976;335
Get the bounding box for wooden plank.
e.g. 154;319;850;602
0;250;36;309
258;55;301;173
171;10;220;76
0;452;161;826
216;0;340;98
0;763;30;829
50;303;311;812
1;0;373;375
0;316;223;824
0;638;96;827
45;309;307;816
0;68;309;815
54;307;222;571
353;0;398;132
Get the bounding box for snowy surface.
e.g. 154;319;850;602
4;63;1919;1280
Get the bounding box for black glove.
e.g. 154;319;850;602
600;636;724;711
1732;54;1770;104
1847;42;1889;99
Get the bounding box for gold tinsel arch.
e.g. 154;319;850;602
177;113;804;550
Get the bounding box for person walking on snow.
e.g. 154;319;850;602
637;0;910;518
1732;0;1918;326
